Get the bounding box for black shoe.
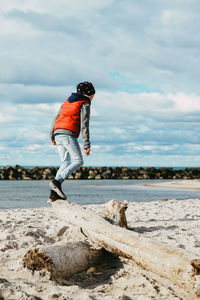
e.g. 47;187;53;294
49;190;66;202
49;179;66;199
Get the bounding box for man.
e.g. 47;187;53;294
49;81;95;201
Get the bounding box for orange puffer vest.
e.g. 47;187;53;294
54;94;90;138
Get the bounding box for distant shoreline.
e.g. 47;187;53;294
144;179;200;190
0;165;200;180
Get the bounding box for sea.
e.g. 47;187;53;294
0;179;199;210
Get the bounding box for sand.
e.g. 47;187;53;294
144;179;200;190
0;181;200;299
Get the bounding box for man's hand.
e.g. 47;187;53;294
85;148;90;156
52;140;56;146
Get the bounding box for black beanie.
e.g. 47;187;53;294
77;81;95;96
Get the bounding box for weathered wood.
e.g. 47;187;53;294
22;241;103;279
105;199;128;228
51;200;200;298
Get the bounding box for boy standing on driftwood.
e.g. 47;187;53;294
49;81;95;201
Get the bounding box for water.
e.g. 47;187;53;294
0;179;199;210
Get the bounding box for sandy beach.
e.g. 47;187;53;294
144;179;200;190
0;182;200;299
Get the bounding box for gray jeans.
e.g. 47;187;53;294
55;134;84;183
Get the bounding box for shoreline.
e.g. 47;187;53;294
0;197;200;299
144;179;200;190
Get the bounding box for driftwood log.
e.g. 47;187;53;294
22;241;103;280
22;199;128;280
105;199;128;228
50;200;200;298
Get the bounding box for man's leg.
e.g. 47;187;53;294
55;143;70;184
49;135;69;199
59;135;83;181
50;135;84;199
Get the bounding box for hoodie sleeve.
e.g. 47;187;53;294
80;103;90;149
50;105;62;141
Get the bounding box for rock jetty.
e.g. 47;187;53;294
0;165;200;180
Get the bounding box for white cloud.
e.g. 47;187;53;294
93;91;200;125
169;93;200;112
20;103;61;114
0;112;18;123
160;9;193;28
0;15;37;36
26;144;43;151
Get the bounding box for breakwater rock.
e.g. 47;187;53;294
0;165;200;180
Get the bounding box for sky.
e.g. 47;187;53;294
1;0;200;167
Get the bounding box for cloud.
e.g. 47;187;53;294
0;112;18;123
0;0;200;166
93;92;200;125
169;93;200;112
5;9;88;36
26;144;43;151
2;90;199;166
0;0;200;92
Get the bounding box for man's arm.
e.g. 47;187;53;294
50;105;62;144
80;103;90;154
